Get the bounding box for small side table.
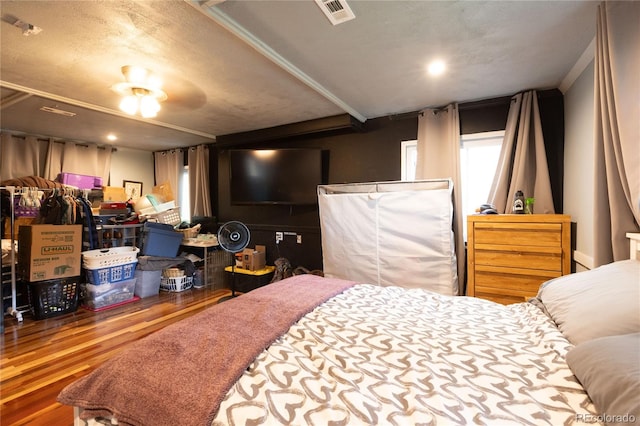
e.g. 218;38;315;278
224;265;275;293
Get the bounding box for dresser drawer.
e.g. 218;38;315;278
473;223;563;247
474;244;563;271
473;265;561;302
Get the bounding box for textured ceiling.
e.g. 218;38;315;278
0;0;599;151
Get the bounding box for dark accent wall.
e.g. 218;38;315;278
537;89;565;213
459;95;511;134
214;115;417;270
209;91;564;271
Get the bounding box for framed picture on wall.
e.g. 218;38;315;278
123;180;143;201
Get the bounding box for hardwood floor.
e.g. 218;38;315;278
1;286;231;426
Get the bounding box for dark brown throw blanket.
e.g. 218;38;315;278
57;274;355;426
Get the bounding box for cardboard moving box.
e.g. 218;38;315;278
241;245;266;271
18;225;82;282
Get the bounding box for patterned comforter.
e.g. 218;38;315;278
212;284;599;425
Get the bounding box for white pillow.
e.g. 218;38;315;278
536;259;640;345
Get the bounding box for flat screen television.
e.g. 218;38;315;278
229;149;324;205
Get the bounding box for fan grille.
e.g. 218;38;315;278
217;221;250;253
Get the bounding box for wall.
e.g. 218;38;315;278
215;116;418;271
563;60;595;271
213;96;565;272
109;147;155;197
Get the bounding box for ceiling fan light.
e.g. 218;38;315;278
140;96;160;118
114;66;167;117
123;65;149;85
120;95;139;115
147;75;163;90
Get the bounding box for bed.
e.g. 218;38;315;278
58;233;640;426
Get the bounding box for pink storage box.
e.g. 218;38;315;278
57;173;103;189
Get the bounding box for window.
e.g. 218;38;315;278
180;165;190;222
401;131;504;239
460;130;504;238
400;140;417;181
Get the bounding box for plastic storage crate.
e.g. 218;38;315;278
84;261;137;285
82;246;140;269
133;269;162;298
57;172;102;189
81;278;136;310
27;276;80;320
141;222;183;257
160;275;193;292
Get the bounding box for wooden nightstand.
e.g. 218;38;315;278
466;214;571;304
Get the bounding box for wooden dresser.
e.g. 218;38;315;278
466;214;571;304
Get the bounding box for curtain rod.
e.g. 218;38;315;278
389;95;516;121
154;144;212;155
51;140;116;151
3;132;116;151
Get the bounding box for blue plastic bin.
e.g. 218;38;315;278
141;222;183;257
84;261;137;285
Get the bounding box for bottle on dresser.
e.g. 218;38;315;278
513;190;525;214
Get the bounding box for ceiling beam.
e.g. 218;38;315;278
216;113;362;146
187;0;367;123
0;91;32;110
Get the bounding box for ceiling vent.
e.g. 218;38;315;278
315;0;355;26
40;106;76;117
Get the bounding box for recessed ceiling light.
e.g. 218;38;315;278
427;59;446;77
107;134;117;141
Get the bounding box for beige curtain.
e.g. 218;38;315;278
1;133;111;184
0;133;45;181
154;149;184;204
188;145;212;217
44;141;112;183
416;104;465;296
487;91;555;215
593;1;640;265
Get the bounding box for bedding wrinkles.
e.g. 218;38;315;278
213;285;601;425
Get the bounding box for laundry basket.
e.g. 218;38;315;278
160;275;193;292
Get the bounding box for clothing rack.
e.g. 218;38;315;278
1;186;27;323
1;185;92;325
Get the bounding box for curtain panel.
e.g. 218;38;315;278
487;91;555;215
416;104;465;296
0;133;44;182
1;132;111;184
188;145;212;217
592;1;640;265
44;141;112;183
153;149;184;206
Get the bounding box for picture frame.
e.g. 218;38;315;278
123;180;143;201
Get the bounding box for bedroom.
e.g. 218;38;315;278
1;1;639;425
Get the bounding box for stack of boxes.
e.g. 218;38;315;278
17;224;83;319
138;219;187;294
